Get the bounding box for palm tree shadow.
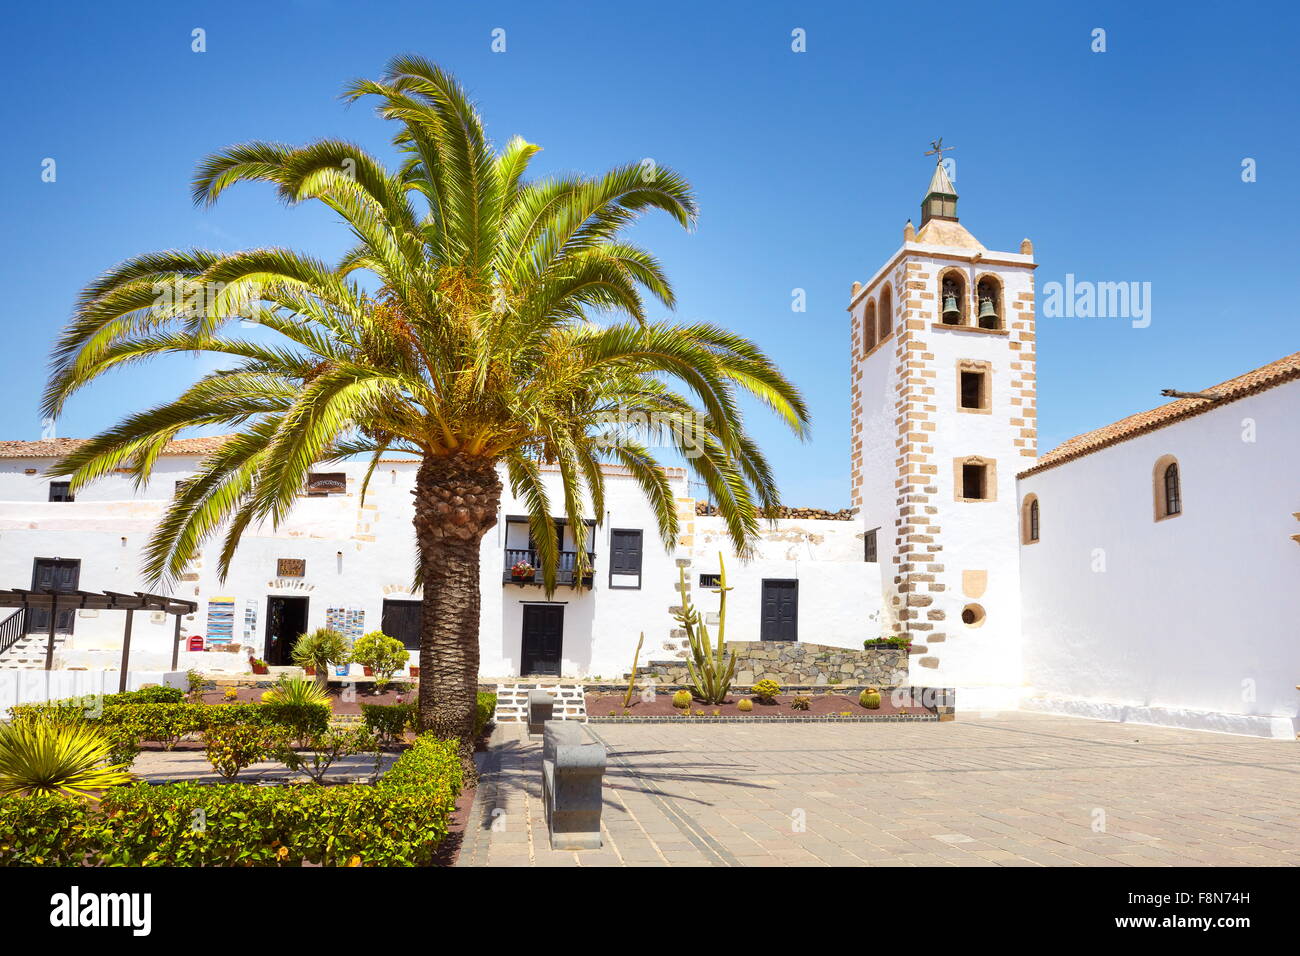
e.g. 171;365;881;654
474;737;771;827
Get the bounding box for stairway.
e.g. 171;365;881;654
491;680;587;723
0;632;69;669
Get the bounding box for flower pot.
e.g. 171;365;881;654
409;666;420;677
305;666;316;676
363;666;374;676
250;662;268;675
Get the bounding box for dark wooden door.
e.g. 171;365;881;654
382;599;422;651
27;559;80;634
760;579;798;642
521;604;564;676
264;596;309;665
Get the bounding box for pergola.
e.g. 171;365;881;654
0;589;197;692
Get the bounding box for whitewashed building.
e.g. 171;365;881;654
0;161;1296;737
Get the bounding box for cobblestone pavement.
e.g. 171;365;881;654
457;713;1300;867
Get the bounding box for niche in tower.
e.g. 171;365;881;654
976;275;1003;330
940;271;967;325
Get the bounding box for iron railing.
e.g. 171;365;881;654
503;548;595;586
0;607;27;658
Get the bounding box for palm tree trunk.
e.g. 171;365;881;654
412;452;501;765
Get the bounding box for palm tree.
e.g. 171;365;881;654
43;57;808;759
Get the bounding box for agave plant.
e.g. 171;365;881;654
0;719;133;799
261;675;333;707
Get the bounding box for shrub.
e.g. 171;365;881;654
0;720;132;798
203;723;280;780
291;628;351;688
223;687;239;701
859;689;882;710
864;635;911;650
104;703;205;751
671;689;693;709
261;676;331;708
276;726;377;784
379;734;463;796
0;734;465;867
474;692;497;737
351;631;409;692
752;679;781;703
737;698;753;713
790;695;811;711
124;685;186;704
185;669;206;701
361;703;415;747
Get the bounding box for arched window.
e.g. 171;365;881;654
878;284;893;340
976;275;1003;330
1152;455;1182;520
1021;493;1040;544
864;299;878;353
1163;463;1181;515
939;270;967;325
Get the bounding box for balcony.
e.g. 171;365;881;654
504;548;595;587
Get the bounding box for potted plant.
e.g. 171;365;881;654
290;628;351;691
350;631;410;694
409;665;420;678
510;560;534;581
249;658;269;676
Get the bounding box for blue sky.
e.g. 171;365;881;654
1;0;1296;507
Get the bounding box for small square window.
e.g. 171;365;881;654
960;371;983;409
864;529;878;563
49;481;74;503
962;463;987;500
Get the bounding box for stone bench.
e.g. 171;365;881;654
541;720;606;850
527;689;555;735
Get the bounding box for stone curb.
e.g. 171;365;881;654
586;713;939;724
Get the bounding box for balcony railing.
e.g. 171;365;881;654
504;548;595;586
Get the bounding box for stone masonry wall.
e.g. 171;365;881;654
637;642;907;688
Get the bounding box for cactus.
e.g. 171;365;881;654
737;698;753;713
671;689;693;709
859;689;882;710
675;552;738;705
790;695;811;711
752;679;781;703
622;632;644;709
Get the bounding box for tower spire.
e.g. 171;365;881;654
921;138;958;224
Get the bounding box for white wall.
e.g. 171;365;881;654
0;455;688;680
1018;381;1300;738
0;670;185;714
690;515;883;650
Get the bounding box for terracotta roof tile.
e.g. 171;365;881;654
1019;351;1300;478
0;434;235;459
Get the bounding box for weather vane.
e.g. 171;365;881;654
925;138;955;164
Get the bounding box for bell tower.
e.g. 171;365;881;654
848;145;1037;708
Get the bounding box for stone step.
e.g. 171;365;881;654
490;681;587;723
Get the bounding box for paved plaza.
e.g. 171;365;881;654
457;713;1300;866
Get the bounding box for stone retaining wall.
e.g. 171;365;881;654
636;641;908;688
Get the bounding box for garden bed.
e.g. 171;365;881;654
197;684;412;713
584;691;927;720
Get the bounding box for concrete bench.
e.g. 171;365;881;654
541;720;606;850
527;689;555;736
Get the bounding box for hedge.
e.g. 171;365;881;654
8;701;329;750
0;734;463;867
